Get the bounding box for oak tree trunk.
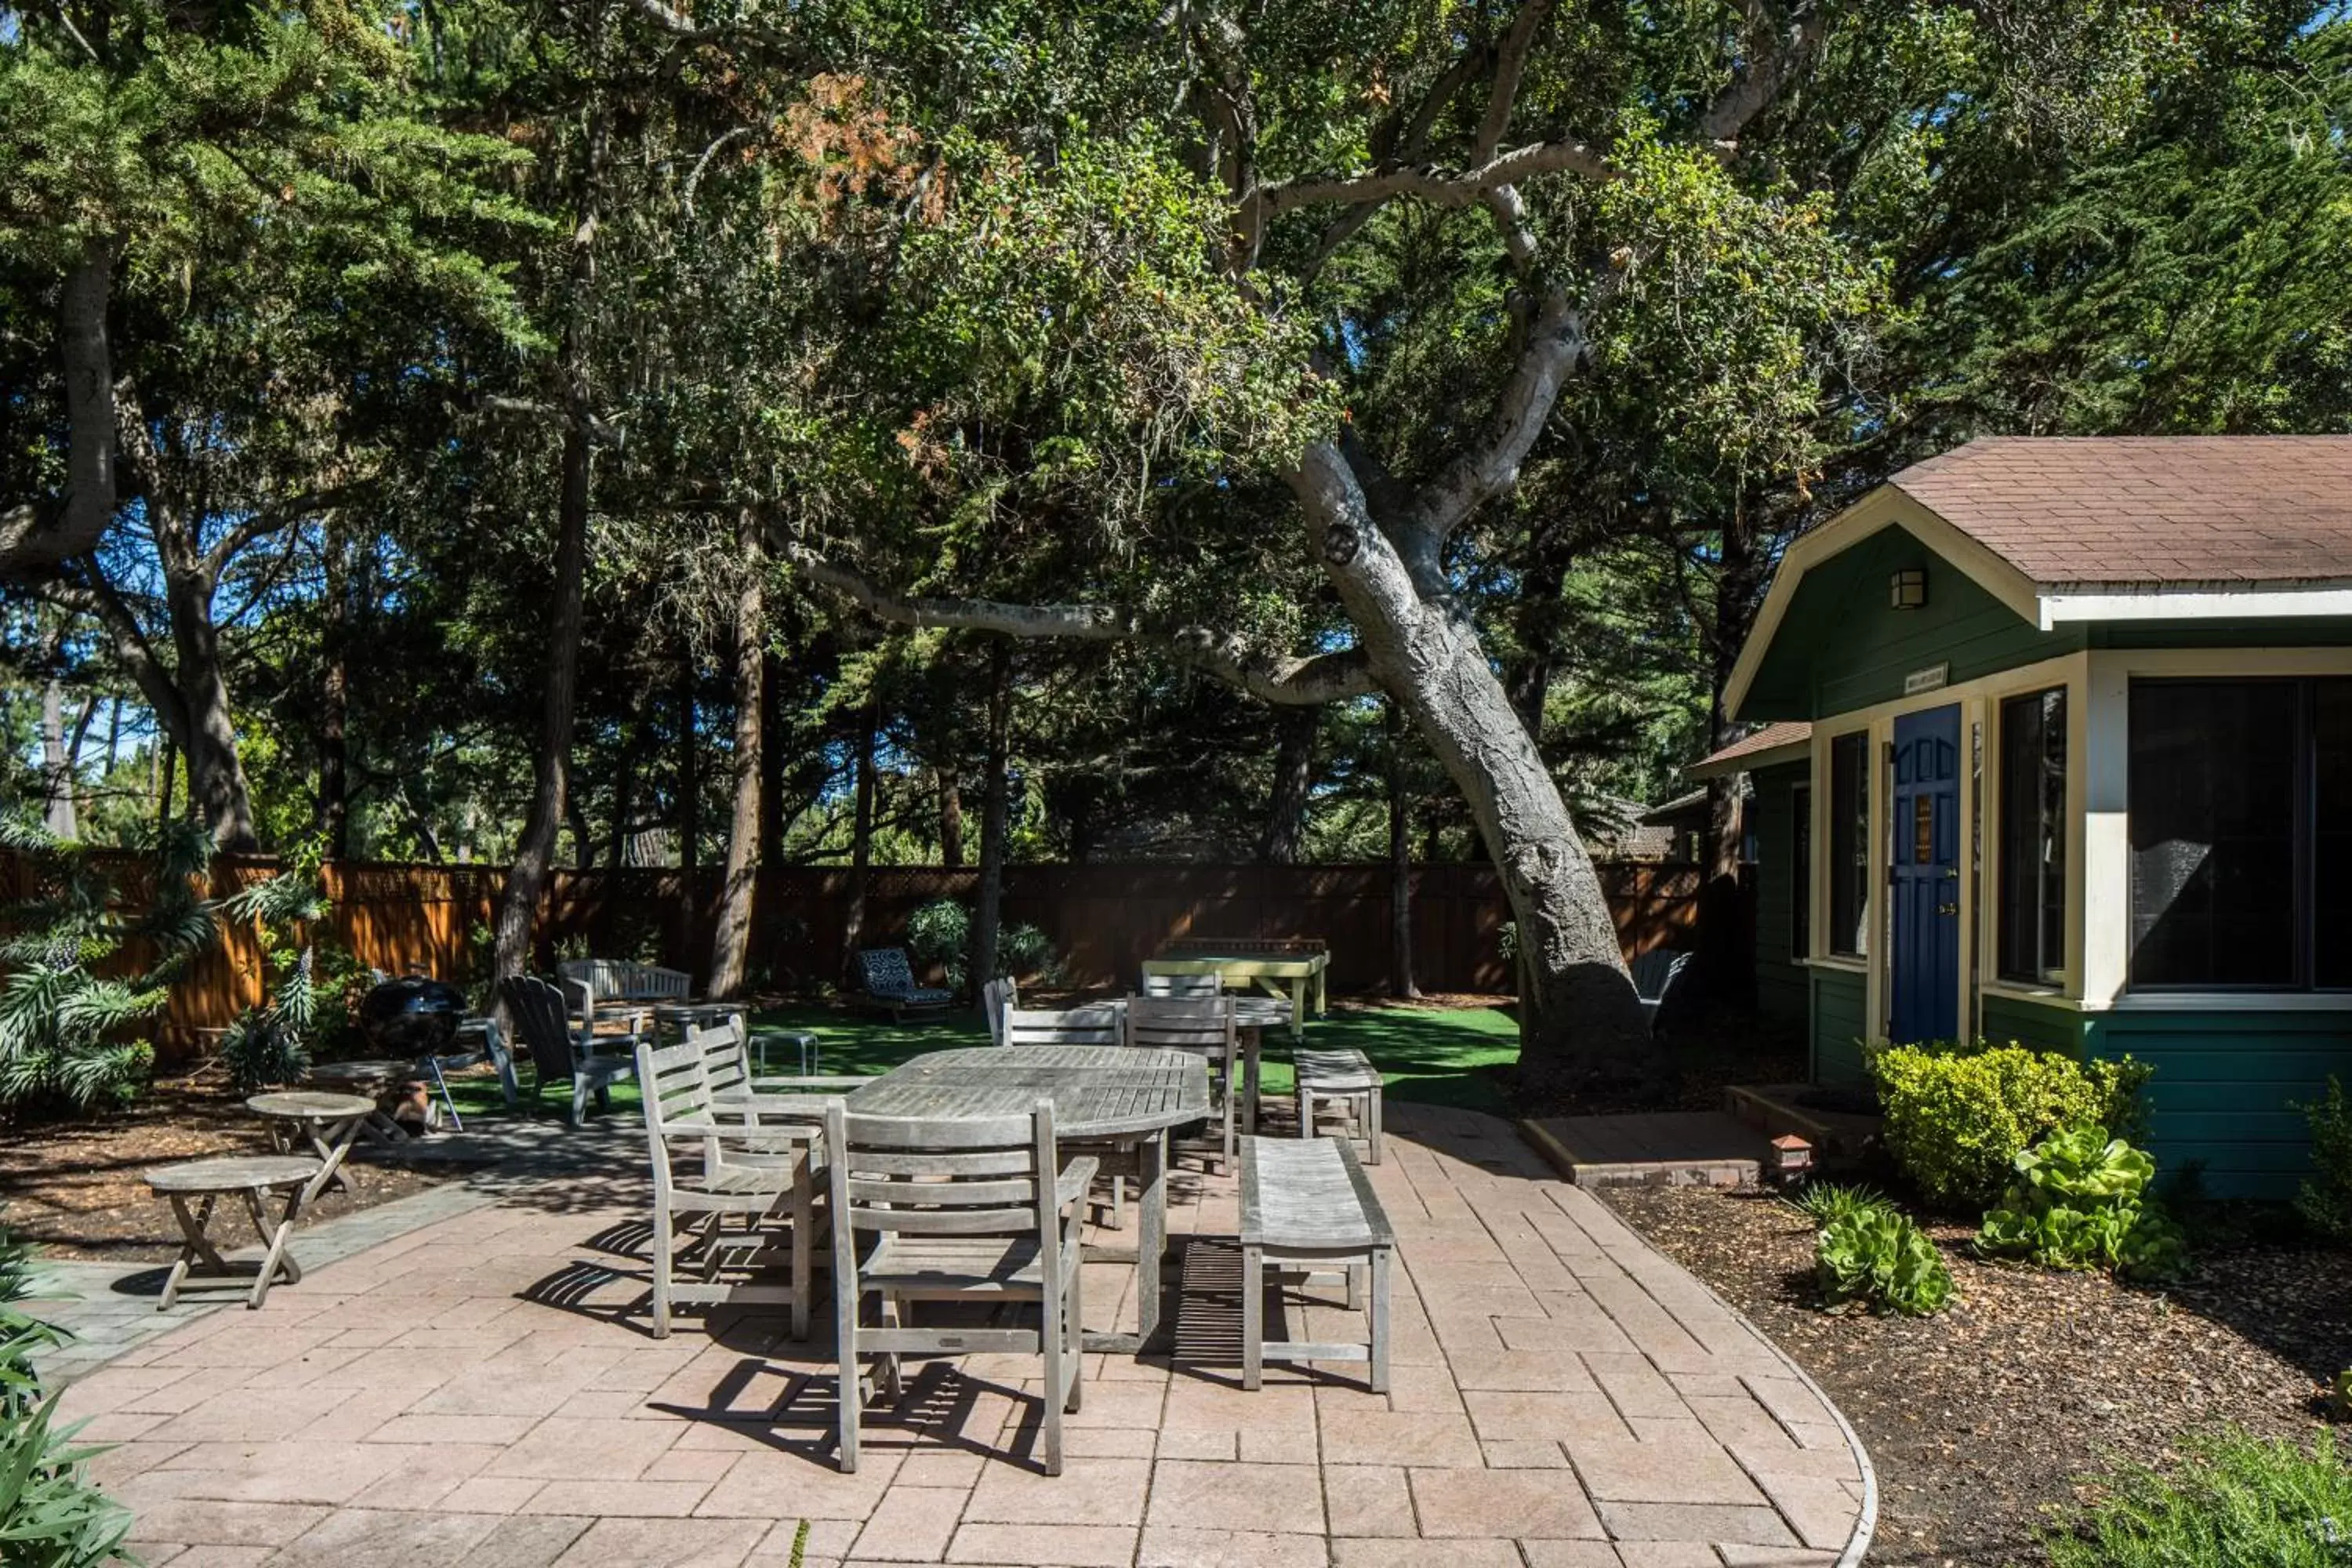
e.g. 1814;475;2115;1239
167;572;260;851
1386;699;1418;1000
708;513;764;999
971;639;1011;1005
41;675;77;838
1257;706;1315;863
840;702;877;982
937;770;964;867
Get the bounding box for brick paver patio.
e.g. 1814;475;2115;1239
47;1102;1872;1566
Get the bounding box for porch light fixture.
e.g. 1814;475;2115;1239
1769;1134;1815;1186
1890;568;1927;610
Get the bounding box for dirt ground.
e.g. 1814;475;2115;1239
1603;1183;2348;1566
0;1081;450;1264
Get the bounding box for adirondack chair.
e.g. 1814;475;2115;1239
856;947;954;1021
980;976;1018;1045
1123;995;1239;1174
501;975;634;1126
825;1097;1092;1475
637;1035;834;1339
1631;949;1694;1036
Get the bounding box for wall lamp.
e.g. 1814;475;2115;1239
1889;568;1927;611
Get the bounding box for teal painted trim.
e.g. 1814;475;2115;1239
1812;967;1869;1087
1980;993;2080;1054
1751;762;1809;1025
2083;1007;2352;1202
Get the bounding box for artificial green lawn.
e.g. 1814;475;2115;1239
446;1000;1521;1124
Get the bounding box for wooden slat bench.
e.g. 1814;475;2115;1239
1238;1134;1392;1392
1294;1046;1383;1164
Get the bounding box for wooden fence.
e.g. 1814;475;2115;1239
1;853;1742;1058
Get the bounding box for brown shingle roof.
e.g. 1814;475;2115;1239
1685;722;1811;779
1890;437;2352;586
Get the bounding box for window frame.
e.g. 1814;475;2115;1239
1995;686;2067;987
1791;782;1812;963
2125;675;2347;994
1826;730;1870;959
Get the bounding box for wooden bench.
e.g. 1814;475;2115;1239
146;1155;324;1309
1295;1046;1383;1164
1238;1134;1392;1392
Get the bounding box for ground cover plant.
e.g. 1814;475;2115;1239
0;1231;136;1566
1814;1200;1954;1317
2295;1076;2352;1245
1978;1124;2187;1280
1869;1040;2151;1209
2045;1430;2352;1568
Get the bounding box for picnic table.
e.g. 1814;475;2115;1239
1142;939;1329;1039
246;1090;378;1204
848;1044;1209;1354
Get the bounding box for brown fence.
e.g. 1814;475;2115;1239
2;853;1738;1058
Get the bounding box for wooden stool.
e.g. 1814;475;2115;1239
1239;1134;1393;1392
146;1155;323;1310
1295;1047;1383;1164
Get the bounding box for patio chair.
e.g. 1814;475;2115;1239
856;947;954;1022
1123;995;1239;1174
826;1096;1091;1475
981;976;1018;1045
1004;1003;1131;1225
1139;971;1221;1000
636;1036;831;1339
501;975;635;1126
1631;949;1693;1037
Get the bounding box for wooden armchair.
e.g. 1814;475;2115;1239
501;975;634;1126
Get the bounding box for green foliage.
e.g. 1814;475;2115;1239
1868;1041;2151;1209
0;1230;136;1566
1790;1182;1893;1229
2045;1429;2352;1568
0;819;234;1115
1815;1206;1954;1317
902;899;1062;992
1977;1125;2187;1280
2294;1076;2352;1245
215;868;332;1094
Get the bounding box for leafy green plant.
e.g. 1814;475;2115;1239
2295;1076;2352;1245
2045;1429;2352;1567
1791;1182;1893;1228
1868;1040;2151;1209
1976;1124;2187;1280
0;1229;137;1566
902;899;1063;991
1815;1206;1954;1316
0;819;230;1115
215;869;332;1095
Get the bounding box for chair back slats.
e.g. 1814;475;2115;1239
1002;1004;1122;1047
638;1038;709;1128
1124;996;1236;1079
690;1018;751;1099
838;1145;1035;1177
561;957;693;1003
837;1103;1054;1237
981;976;1017;1045
500;976;578;1079
1141;971;1221;999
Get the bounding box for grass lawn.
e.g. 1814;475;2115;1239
445;998;1523;1123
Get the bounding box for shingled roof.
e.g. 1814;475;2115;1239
1684;722;1811;779
1889;436;2352;587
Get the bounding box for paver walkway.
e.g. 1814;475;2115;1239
45;1103;1872;1567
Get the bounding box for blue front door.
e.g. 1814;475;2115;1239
1890;706;1962;1044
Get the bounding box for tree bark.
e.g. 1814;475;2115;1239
1;246;117;578
677;661;700;873
971;639;1011;1004
759;648;787;867
167;569;260;851
708;511;764;998
155;740;176;837
316;519;351;858
1257;706;1316;863
839;702;877;981
1386;699;1419;1000
937;769;964;867
1703;506;1766;880
42;675;77;839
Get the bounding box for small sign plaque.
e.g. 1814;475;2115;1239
1904;662;1951;695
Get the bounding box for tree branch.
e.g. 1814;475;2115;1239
1473;0;1557;162
1700;2;1826;148
0;246;118;579
39;567;187;746
1244;137;1617;227
772;535;1376;706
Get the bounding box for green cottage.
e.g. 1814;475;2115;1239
1690;436;2352;1199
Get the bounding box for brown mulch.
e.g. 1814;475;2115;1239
1602;1184;2350;1568
0;1082;449;1264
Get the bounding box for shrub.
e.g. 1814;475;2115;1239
2045;1429;2352;1567
1868;1040;2151;1209
902;899;1064;991
0;1229;137;1566
1815;1206;1954;1316
2295;1076;2352;1245
1976;1124;2187;1280
1791;1181;1893;1229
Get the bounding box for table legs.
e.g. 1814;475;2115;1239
1241;1032;1262;1138
1079;1131;1169;1356
161;1185;305;1311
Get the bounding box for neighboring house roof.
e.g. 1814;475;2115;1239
1684;722;1813;780
1726;436;2352;718
1639;787;1712;824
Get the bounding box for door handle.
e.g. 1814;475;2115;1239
1936;902;1958;917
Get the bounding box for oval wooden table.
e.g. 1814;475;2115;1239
146;1154;323;1309
247;1091;379;1205
848;1044;1210;1353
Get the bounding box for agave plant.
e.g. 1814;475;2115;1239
0;818;225;1112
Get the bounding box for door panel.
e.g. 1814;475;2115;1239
1890;706;1962;1043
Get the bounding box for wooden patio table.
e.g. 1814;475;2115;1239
847;1044;1209;1354
245;1090;379;1205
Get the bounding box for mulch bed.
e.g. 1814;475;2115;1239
1602;1184;2350;1567
0;1082;450;1265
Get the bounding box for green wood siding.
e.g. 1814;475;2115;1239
1812;967;1869;1085
1750;761;1809;1025
1964;994;2352;1200
1738;521;2082;721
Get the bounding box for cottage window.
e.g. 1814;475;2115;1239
1997;688;2067;984
1791;784;1812;960
2127;677;2352;989
1828;732;1869;956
